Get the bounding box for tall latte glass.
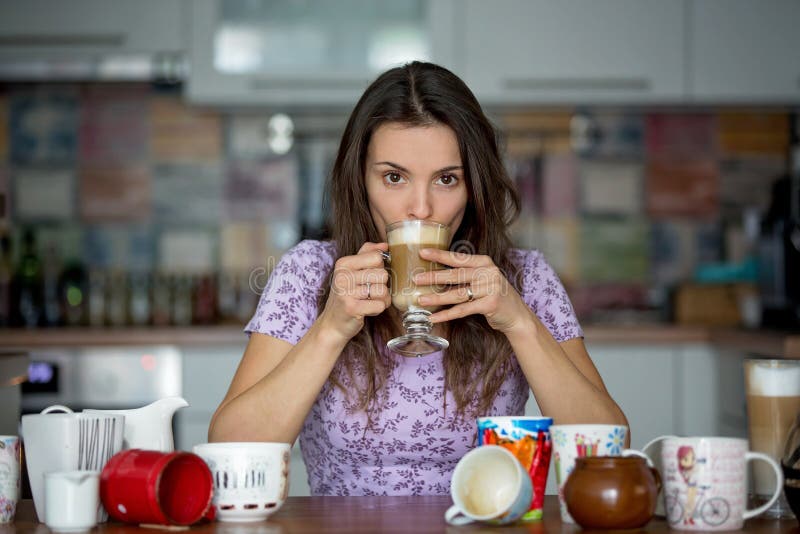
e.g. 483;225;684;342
745;359;800;518
385;220;450;356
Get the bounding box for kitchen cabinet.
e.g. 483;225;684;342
587;345;678;447
184;0;800;106
187;0;457;106
587;343;748;444
676;344;746;438
178;344;241;453
458;0;686;105
689;0;800;103
0;0;186;56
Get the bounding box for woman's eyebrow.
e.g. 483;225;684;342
435;165;464;173
373;161;463;174
373;161;410;173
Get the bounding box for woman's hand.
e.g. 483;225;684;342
413;249;532;335
318;242;391;345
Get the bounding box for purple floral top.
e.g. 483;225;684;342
245;240;582;496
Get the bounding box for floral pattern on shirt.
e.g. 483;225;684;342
245;240;583;495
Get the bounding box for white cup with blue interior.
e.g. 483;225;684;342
445;445;533;526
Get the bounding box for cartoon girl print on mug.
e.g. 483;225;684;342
676;445;710;526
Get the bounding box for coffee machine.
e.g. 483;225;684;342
758;172;800;328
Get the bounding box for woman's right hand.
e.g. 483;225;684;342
318;242;391;344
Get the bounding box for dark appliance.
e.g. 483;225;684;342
758;173;800;327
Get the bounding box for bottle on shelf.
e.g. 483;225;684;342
0;235;12;327
152;271;172;327
193;273;217;325
41;240;62;327
106;269;128;327
235;271;258;323
171;273;193;327
88;269;107;327
59;260;88;327
217;271;238;324
128;271;152;327
14;229;43;328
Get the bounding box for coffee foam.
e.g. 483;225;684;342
387;223;448;246
748;362;800;396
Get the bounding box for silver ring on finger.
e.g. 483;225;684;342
366;282;371;300
466;285;475;302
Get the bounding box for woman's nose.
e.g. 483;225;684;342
406;185;433;220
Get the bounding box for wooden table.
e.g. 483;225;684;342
3;497;798;534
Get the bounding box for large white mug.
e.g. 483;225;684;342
21;405;124;523
445;445;533;526
659;436;782;531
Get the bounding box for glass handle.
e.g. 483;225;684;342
743;452;784;520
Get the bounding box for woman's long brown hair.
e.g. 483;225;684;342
318;61;522;423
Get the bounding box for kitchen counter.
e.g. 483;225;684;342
1;325;798;358
0;326;246;348
4;497;797;534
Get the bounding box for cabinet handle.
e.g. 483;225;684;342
504;77;651;91
250;78;371;91
0;34;125;47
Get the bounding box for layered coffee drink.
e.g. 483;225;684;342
386;221;449;313
384;220;451;356
745;359;800;518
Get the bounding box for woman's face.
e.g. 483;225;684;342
679;450;695;470
365;122;468;242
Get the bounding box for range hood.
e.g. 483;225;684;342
0;51;186;82
0;0;187;82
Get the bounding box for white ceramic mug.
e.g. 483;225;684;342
0;435;21;524
21;405;124;523
445;445;533;526
640;434;680;517
550;424;629;523
44;471;100;532
659;436;782;531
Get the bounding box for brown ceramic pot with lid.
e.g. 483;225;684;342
563;456;661;529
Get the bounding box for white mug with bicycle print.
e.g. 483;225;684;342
658;436;782;531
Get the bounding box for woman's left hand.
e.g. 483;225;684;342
413;248;531;335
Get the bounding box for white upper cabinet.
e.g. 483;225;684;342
458;0;686;105
0;0;186;80
0;0;185;55
187;0;457;106
689;0;800;103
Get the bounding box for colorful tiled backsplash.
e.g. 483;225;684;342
500;111;791;319
0;83;793;326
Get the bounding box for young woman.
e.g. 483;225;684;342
209;61;628;496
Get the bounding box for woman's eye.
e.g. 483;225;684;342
436;174;458;186
384;172;405;184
